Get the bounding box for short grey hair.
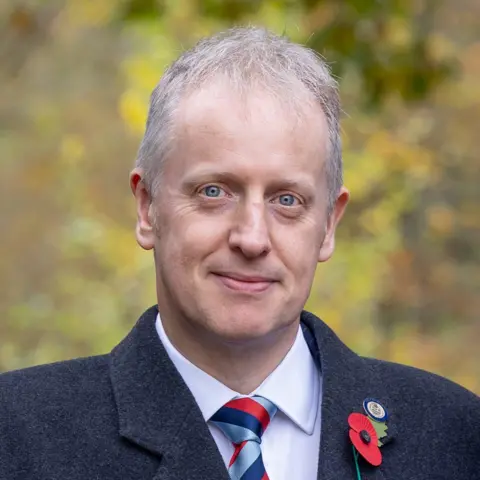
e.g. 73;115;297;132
136;26;342;211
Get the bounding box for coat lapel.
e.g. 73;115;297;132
109;305;229;480
301;312;395;480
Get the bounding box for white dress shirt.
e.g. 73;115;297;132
156;315;322;480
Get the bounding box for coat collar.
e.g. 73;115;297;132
110;306;395;480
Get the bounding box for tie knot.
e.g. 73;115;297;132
211;395;277;444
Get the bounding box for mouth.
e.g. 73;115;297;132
212;273;276;294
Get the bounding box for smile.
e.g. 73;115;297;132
212;274;275;294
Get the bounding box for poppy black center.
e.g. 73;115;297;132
360;430;371;444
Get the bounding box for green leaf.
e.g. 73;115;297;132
371;420;388;447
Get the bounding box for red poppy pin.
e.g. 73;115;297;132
348;413;382;466
348;398;389;470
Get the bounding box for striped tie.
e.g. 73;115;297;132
211;395;277;480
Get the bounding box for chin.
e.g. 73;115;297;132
204;309;284;344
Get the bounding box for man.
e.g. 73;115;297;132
0;27;479;480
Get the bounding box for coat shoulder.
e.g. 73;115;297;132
0;354;110;388
362;356;480;470
0;355;112;423
353;357;480;477
363;356;479;407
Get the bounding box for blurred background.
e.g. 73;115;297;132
1;0;478;393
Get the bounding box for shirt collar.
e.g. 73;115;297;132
156;314;320;435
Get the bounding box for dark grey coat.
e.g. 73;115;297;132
1;306;479;479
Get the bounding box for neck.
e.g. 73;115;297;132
161;313;299;394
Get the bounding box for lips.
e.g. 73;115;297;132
212;273;276;293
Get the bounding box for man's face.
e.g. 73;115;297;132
132;81;348;344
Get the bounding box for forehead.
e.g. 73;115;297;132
168;79;329;183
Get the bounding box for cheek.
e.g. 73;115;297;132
274;226;323;279
158;213;225;270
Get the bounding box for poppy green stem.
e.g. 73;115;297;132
352;445;362;480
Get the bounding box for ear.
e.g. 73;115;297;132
130;168;155;251
318;186;349;263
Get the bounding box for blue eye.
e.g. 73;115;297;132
201;185;223;197
278;194;298;206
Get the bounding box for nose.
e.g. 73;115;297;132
228;200;272;258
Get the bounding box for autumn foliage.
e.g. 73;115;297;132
1;0;478;393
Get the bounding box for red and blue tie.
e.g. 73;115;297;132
211;395;277;480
